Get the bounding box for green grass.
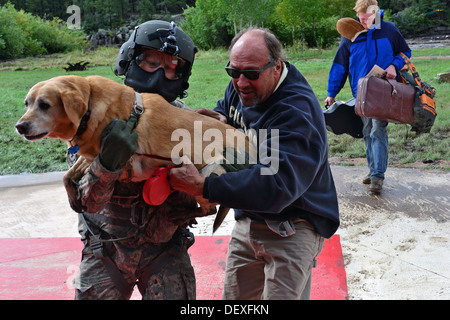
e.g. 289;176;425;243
184;49;230;109
1;46;449;174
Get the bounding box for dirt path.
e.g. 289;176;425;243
411;55;450;60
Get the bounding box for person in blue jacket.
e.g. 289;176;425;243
325;0;411;194
169;28;339;300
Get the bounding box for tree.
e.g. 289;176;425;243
276;0;318;51
327;0;357;18
181;0;231;49
0;0;191;33
136;0;155;23
217;0;279;35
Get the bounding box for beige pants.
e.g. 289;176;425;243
222;218;324;300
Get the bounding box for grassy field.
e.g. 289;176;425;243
0;46;449;175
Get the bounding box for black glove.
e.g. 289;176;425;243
99;115;138;171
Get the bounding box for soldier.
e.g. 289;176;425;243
64;20;199;300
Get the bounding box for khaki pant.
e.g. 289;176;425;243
222;218;324;300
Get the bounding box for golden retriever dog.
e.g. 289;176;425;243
15;75;255;232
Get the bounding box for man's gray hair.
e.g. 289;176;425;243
229;28;287;63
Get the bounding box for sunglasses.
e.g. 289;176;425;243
225;60;275;80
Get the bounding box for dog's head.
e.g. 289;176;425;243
15;76;90;142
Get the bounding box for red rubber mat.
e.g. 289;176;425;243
0;235;347;300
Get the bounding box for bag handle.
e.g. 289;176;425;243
378;75;398;97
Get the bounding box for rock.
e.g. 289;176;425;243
437;72;450;82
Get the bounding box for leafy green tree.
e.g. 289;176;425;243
389;0;449;35
218;0;279;35
0;3;25;59
137;0;156;22
181;0;231;49
0;0;193;33
276;0;331;50
182;0;356;49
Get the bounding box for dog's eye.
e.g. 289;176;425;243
39;102;50;110
24;100;28;108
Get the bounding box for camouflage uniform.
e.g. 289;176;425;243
64;101;200;300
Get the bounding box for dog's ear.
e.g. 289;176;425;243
60;90;88;126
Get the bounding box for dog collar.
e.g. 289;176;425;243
74;109;91;138
67;96;92;155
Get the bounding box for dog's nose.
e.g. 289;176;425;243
15;122;30;135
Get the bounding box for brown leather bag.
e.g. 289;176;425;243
355;76;415;124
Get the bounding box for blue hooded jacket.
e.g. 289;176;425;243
327;10;411;98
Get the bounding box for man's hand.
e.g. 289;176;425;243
99;115;138;171
385;65;397;79
195;108;228;123
324;97;335;107
168;156;205;197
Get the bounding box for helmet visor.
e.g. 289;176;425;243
137;47;186;80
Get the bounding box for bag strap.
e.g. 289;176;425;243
400;52;436;98
400;52;422;87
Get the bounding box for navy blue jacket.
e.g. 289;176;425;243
327;11;411;98
203;63;340;238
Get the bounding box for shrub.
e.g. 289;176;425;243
0;2;86;60
0;4;26;59
391;6;430;36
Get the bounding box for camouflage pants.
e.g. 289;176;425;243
73;217;196;300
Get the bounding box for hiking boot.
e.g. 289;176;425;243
370;177;383;194
362;173;371;185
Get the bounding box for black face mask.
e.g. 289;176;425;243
124;60;186;102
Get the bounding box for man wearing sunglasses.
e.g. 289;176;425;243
169;28;339;300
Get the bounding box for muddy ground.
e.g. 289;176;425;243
196;163;450;300
406;34;450;50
